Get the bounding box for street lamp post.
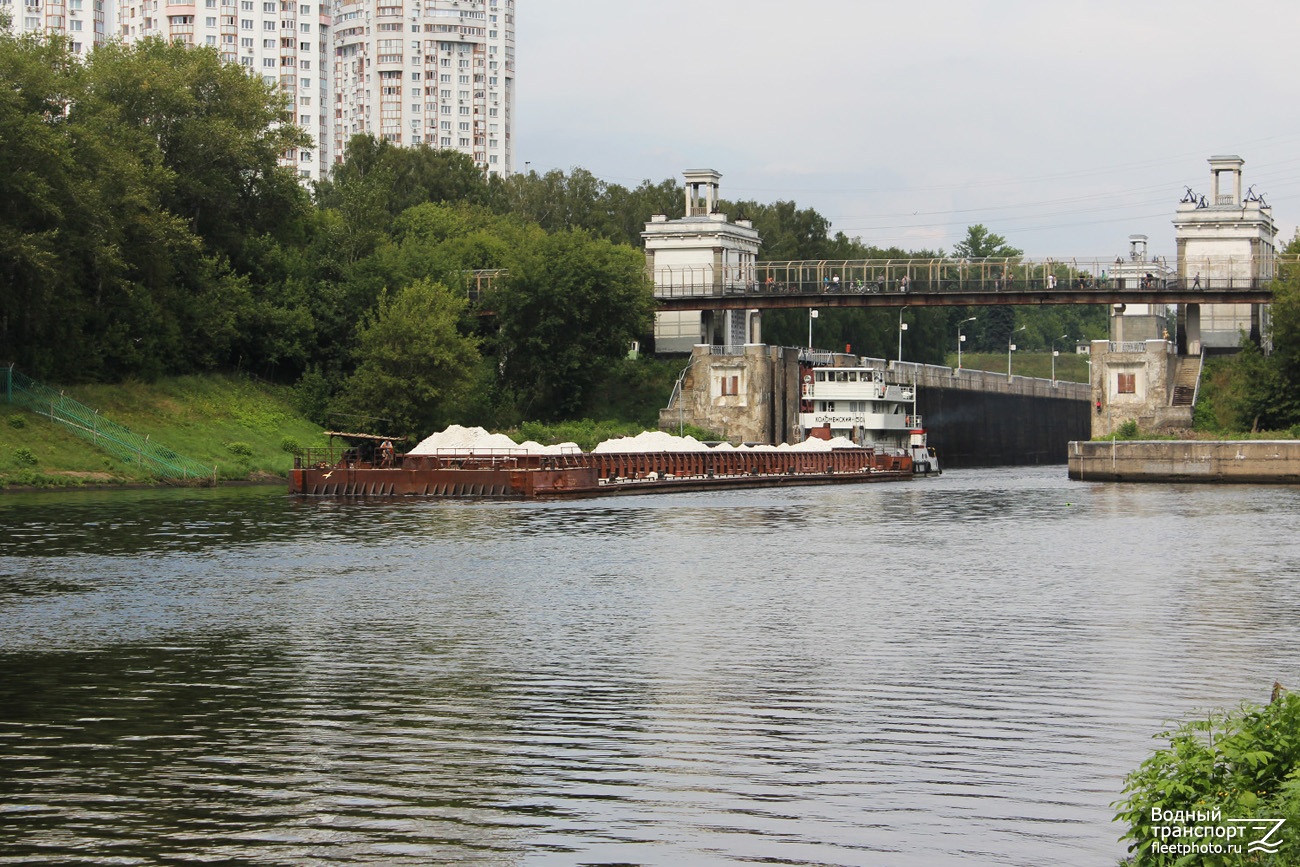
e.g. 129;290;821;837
898;306;909;363
808;309;818;349
957;316;977;370
1051;333;1070;383
1007;325;1026;379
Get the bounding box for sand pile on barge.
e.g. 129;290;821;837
408;425;578;455
591;431;710;453
409;426;863;455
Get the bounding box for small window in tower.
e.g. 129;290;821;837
1117;373;1136;394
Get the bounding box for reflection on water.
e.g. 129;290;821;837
2;470;1299;865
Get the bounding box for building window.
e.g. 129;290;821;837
720;375;740;396
1117;373;1136;394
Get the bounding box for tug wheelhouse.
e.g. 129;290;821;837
798;365;939;474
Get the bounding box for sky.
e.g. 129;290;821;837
514;0;1300;259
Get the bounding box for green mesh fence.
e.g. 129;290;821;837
4;366;214;481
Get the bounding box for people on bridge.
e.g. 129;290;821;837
832;274;841;292
1047;274;1057;290
899;275;910;293
1193;272;1201;289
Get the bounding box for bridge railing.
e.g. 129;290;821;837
649;255;1292;299
461;268;508;301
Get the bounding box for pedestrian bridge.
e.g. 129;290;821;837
653;255;1282;311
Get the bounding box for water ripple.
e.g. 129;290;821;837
2;469;1299;865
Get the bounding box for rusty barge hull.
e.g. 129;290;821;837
290;449;913;499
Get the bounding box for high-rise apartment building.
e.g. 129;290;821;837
1;0;110;57
332;0;514;176
4;0;514;182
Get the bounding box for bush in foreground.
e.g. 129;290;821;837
1114;689;1300;865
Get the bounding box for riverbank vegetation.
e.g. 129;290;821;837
1192;243;1300;436
1114;688;1300;866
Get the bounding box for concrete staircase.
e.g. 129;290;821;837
1171;355;1201;407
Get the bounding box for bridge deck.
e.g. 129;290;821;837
654;283;1272;310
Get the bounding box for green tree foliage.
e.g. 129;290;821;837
1114;689;1300;866
491;230;654;419
79;38;311;265
723;200;832;260
317;135;490;222
488;167;684;247
952;224;1022;259
331;279;479;437
1194;236;1300;433
0;33;84;374
1258;239;1300;425
0;34;310;381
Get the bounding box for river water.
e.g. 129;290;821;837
1;467;1297;866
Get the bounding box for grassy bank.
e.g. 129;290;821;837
943;351;1090;382
0;374;330;489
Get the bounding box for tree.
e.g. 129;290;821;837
331;279;479;437
78;38;311;267
947;226;1023;351
0;32;84;375
722;199;832;260
491;230;654;419
952;224;1023;259
317;135;490;221
1194;236;1300;433
1262;237;1300;425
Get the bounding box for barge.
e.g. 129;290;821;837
290;439;913;499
